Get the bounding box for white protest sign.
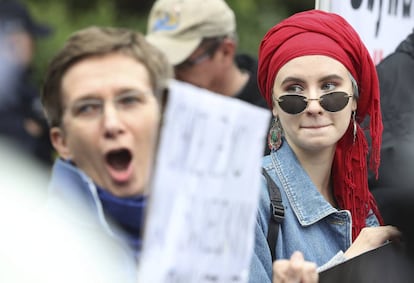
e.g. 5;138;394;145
317;0;414;64
137;80;270;283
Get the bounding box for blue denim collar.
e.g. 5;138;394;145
269;140;338;226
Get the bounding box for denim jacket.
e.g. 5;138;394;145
248;141;380;283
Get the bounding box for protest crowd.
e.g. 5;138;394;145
1;0;413;282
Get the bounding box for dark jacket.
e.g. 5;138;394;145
235;54;268;109
0;68;53;165
236;54;271;155
371;30;414;192
370;30;414;251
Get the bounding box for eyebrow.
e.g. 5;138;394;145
280;74;345;86
70;97;101;110
68;89;126;106
116;88;146;96
280;76;306;86
74;88;145;100
317;74;345;83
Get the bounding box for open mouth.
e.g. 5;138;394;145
106;148;132;171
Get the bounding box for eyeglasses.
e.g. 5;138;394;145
175;37;224;71
275;91;353;115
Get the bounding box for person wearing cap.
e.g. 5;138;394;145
248;10;401;283
146;0;271;154
0;0;54;166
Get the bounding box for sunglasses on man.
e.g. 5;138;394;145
275;91;353;115
175;37;224;71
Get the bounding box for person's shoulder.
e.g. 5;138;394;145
235;53;270;109
235;53;257;73
377;44;414;73
376;52;411;71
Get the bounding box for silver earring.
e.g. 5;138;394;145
352;111;357;144
268;116;283;151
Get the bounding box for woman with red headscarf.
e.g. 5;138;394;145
249;10;400;283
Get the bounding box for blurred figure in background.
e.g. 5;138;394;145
370;29;414;255
0;0;54;166
146;0;271;154
0;18;168;281
370;28;414;196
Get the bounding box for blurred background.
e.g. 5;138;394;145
0;0;315;177
25;0;315;86
0;0;315;196
0;0;315;190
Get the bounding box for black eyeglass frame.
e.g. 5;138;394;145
275;91;354;115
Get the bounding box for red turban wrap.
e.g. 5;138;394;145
258;10;383;240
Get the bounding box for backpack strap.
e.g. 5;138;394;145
262;168;284;262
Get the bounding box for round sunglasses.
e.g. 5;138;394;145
275;91;353;115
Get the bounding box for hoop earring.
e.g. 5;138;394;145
268;116;283;151
352;111;357;144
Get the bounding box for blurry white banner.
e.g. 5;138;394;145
137;80;270;283
317;0;414;64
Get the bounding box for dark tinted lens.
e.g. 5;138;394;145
319;91;350;112
278;95;308;114
175;38;223;71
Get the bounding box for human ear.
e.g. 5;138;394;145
272;106;279;117
351;98;357;112
220;38;236;60
272;92;279;117
50;127;72;160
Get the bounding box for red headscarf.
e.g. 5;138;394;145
258;10;383;240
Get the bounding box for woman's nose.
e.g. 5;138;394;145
306;90;324;113
103;105;124;138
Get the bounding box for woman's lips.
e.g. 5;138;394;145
302;123;331;129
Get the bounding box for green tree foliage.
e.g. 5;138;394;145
24;0;314;86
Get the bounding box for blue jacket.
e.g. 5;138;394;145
47;158;139;283
248;141;380;283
